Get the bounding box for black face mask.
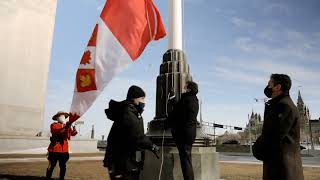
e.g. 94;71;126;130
264;86;273;98
135;102;145;114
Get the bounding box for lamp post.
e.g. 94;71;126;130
248;114;252;155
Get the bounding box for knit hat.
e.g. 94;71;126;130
126;85;146;100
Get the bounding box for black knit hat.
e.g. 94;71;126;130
126;85;146;100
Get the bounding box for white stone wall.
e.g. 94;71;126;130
0;136;99;153
0;0;57;136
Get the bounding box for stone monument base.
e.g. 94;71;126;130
0;136;98;154
140;147;220;180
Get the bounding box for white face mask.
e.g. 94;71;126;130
58;115;67;124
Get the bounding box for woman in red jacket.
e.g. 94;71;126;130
46;111;77;180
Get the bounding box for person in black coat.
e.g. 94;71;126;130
253;74;304;180
103;85;159;180
167;81;199;180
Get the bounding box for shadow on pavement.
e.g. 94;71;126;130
0;174;47;180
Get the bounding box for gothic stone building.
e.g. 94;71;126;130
297;91;320;144
240;112;263;144
240;91;319;145
297;91;309;142
310;119;320;145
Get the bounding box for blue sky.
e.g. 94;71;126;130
45;0;320;138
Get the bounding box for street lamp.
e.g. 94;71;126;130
248;114;252;155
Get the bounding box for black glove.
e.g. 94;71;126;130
103;155;112;168
252;136;266;161
65;121;72;128
163;119;171;129
169;88;174;96
151;144;160;159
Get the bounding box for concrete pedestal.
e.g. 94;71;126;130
140;147;220;180
0;136;98;154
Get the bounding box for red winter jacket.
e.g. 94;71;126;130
48;122;77;153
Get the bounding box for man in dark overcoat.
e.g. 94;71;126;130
253;74;304;180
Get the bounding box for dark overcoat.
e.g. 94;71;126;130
103;100;153;174
168;92;199;145
253;93;304;180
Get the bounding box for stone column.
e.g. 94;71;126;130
0;0;57;136
148;49;191;136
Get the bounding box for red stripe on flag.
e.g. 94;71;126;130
69;113;80;124
100;0;166;60
87;24;98;46
150;1;166;40
80;50;92;65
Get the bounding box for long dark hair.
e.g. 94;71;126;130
186;81;198;95
270;74;291;93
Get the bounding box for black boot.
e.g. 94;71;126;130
46;168;54;179
59;167;66;180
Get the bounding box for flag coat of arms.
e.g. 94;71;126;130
69;0;166;122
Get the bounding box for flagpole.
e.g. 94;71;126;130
168;0;183;50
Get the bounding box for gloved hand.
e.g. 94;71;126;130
151;144;160;159
163;119;171;130
103;159;109;168
103;156;112;168
68;112;80;124
65;121;72;128
168;88;175;99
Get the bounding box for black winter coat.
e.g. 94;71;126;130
168;92;199;145
103;100;153;174
253;93;304;180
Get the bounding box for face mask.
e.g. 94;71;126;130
264;86;273;98
58;115;67;124
135;102;145;114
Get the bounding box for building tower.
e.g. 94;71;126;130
245;112;263;141
297;91;309;142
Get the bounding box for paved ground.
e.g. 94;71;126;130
219;153;320;167
1;153;320;167
0;160;319;180
220;163;320;180
0;153;319;179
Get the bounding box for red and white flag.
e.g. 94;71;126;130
69;0;166;122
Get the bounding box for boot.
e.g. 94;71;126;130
46;168;54;179
59;167;66;180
